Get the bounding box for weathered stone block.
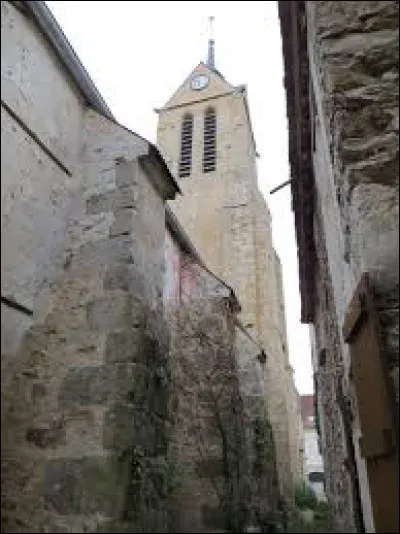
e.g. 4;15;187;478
59;364;145;407
75;234;134;266
146;310;170;354
195;457;224;478
103;402;135;451
59;366;113;406
67;212;114;252
105;329;164;366
44;456;125;516
103;265;148;302
115;160;138;188
133;412;168;456
202;504;226;529
86;185;135;215
105;329;142;363
104;265;133;292
149;372;170;419
41;511;110;533
110;209;133;237
25;413;66;449
87;295;145;331
124;363;169;419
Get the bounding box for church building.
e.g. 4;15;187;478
156;27;304;505
1;3;304;531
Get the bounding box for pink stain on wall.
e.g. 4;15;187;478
180;261;199;301
164;229;203;307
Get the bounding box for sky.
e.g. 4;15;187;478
45;1;314;394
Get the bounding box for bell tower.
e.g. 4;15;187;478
156;23;277;348
156;20;301;503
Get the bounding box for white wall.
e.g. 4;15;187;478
1;1;85;355
303;428;326;500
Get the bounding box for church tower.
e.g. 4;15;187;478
156;22;302;503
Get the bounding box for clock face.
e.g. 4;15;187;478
190;74;209;91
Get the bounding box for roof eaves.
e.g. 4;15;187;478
138;146;181;200
278;0;316;324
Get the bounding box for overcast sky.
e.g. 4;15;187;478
46;0;314;394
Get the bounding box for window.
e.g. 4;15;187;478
179;113;193;178
309;471;325;484
203;107;216;173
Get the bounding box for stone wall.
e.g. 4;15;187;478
307;0;399;407
280;1;398;530
1;7;179;527
235;324;282;528
1;3;300;531
306;2;398;531
311;206;363;532
1;0;84;354
158;63;303;508
1;108;177;532
164;227;282;531
167;296;248;533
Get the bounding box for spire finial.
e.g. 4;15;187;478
207;16;215;69
209;16;214;40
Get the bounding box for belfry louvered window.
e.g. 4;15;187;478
178;113;193;178
203;108;216;173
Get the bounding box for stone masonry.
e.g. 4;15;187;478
1;107;178;532
279;1;399;531
167;296;248;533
157;59;304;508
235;324;282;528
164;218;282;532
1;3;285;532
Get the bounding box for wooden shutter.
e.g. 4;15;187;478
343;273;398;533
